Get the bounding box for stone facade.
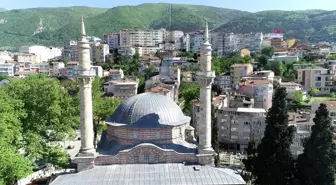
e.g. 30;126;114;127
95;145;198;165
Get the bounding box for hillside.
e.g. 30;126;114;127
0;8;7;12
0;6;108;50
215;10;336;43
0;3;250;49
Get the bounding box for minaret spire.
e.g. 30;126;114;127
74;16;96;172
81;16;87;39
205;21;209;43
196;21;216;166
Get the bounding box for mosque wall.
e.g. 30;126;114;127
95;145;198;165
106;125;174;145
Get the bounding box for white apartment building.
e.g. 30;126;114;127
189;31;218;52
49;62;65;76
103;79;139;99
19;45;62;63
136;46;161;56
30;63;51;75
296;67;334;94
91;66;103;77
280;82;303;98
104;33;120;49
263;33;284;40
119;29;166;48
0;63;15;76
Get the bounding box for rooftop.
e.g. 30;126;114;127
146;86;170;93
231;63;252;68
50;163;245;185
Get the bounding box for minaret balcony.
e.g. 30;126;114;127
196;71;215;78
74;69;96;77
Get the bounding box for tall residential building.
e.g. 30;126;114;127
0;63;15;76
189;31;218;52
14;53;37;63
103;33;120;49
90;43;109;62
296;66;334;94
231;63;254;87
119;29;166;47
217;32;263;55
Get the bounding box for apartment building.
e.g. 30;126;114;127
119;29;166;48
296;66;334;94
63;40;79;61
91;43;109;62
19;45;62;63
217;105;267;152
239;79;273;110
49;62;65;76
214;74;232;90
189;31;218;52
280;82;303;98
103;79;139;99
288;112;313;156
109;69;124;80
136;46;161;56
0;63;15;76
14;53;37;63
312;101;336;127
30;63;51;75
231;63;254;87
104;33;120;49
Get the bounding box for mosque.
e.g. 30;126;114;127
50;18;246;185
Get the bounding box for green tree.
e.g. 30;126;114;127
292;91;304;104
91;77;121;147
258;55;269;66
243;139;257;172
274;60;285;76
261;47;274;57
308;88;319;97
252;87;295;185
179;83;200;115
211;104;219;167
295;103;336;185
0;140;32;185
1;75;79;167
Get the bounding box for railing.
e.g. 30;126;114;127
73;69;96;77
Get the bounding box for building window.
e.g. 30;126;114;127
330;112;336;117
134;155;139;162
154;154;159;162
231;127;238;132
156;131;161;139
144;153;149;162
133;131;138;139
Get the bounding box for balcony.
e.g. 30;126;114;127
73;69;96;77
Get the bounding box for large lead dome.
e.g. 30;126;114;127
106;93;190;127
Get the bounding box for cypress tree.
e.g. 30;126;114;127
211;104;220;167
252;87;295;185
295;103;336;185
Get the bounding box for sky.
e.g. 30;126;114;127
2;0;336;12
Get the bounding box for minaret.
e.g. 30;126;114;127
196;22;216;165
77;17;95;157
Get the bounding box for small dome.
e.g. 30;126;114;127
106;93;190;127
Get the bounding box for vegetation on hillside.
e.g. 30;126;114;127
0;4;250;48
216;10;336;43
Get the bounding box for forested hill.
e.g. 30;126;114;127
0;4;250;49
0;4;335;50
215;10;336;43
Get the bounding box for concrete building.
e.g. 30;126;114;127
270;55;299;63
19;45;62;63
288;112;313;156
280;82;303;98
0;63;15;76
49;62;65;76
103;33;120;49
189;30;218;52
119;29;166;48
91;43;109;63
296;66;334;94
108;69;124;80
103;79;139;99
91;66;103;77
145;86;173;100
14;53;37;63
63;40;79;61
214;74;232;90
238;79;273;110
145;75;180;103
231;63;254;87
217;105;266;152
